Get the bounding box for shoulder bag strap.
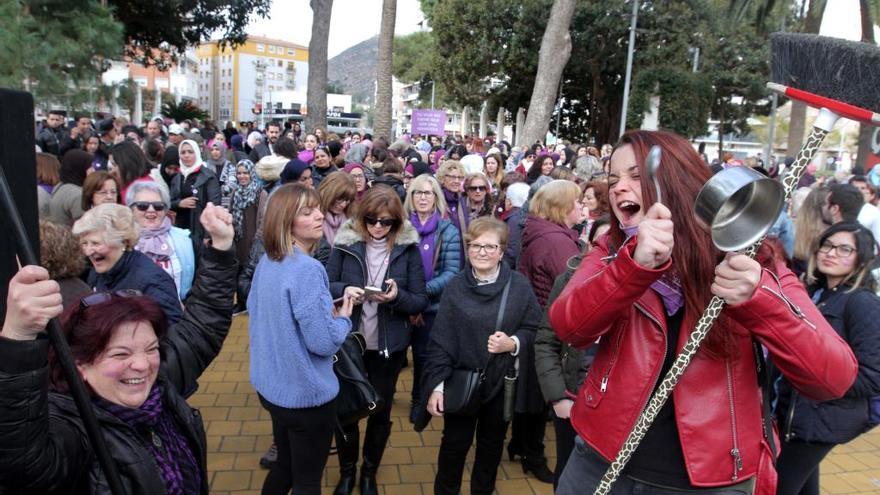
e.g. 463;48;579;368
752;339;778;459
496;278;512;330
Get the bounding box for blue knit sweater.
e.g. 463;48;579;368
248;248;351;408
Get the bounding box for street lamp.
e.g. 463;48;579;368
619;0;640;139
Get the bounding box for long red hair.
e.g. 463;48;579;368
609;131;732;357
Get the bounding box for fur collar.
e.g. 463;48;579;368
333;218;420;247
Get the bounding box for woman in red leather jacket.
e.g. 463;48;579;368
548;130;858;495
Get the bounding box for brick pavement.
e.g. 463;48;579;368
195;315;880;494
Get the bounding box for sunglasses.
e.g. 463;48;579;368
131;201;167;212
364;216;397;228
467;185;487;192
80;289;143;309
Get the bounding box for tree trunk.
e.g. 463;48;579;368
373;0;396;140
786;0;826;156
516;0;576;147
855;0;875;171
305;0;332;133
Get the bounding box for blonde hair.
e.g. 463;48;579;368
793;186;829;261
437;160;466;183
530;180;581;225
263;184;321;261
404;175;447;217
71;203;139;249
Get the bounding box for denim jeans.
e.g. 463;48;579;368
557;436;754;495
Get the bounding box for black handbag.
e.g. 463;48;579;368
333;332;384;426
443;279;512;415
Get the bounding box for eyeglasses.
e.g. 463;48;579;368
412;190;434;198
131;201;167;212
80;289;143;309
818;241;856;257
351;174;366;180
467;185;487;192
468;243;500;254
364;216;397;228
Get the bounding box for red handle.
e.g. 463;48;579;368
767;83;880;125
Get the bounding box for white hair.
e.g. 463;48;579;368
506;182;529;208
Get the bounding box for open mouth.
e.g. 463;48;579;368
616;200;641;225
90;254;107;265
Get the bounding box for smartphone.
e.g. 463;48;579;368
363;286;385;297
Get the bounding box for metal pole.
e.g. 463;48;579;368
431;81;435;110
619;0;639;139
766;93;778;164
692;47;700;73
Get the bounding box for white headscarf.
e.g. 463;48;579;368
247;131;263;150
178;139;205;179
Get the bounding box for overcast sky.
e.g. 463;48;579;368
246;0;426;57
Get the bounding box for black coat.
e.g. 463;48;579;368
87;250;183;325
415;262;542;430
248;143;272;163
170;167;222;253
326;220;428;356
776;285;880;444
0;246;237;494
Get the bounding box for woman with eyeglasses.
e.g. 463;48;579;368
311;146;339;189
403;174;462;424
774;222;880;495
463;173;494;221
126;181;196;302
73;203;184;324
0;204;238;494
437;160;469;238
82;171;120;211
326;186;429;495
417;217;542;495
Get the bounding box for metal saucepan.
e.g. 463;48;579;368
694;166;785;252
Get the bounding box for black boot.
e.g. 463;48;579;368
333;461;357;495
359;458;379;495
521;456;554;484
359;422;392;495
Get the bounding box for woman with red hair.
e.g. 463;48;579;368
549;130;858;494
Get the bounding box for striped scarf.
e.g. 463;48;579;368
97;385;200;494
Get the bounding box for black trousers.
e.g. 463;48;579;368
775;438;836;495
435;391;510;495
409;312;436;405
553;414;577;489
336;350;405;471
259;395;336;495
509;408;548;461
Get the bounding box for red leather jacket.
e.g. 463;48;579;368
548;237;857;494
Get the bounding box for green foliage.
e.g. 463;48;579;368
161;100;210;122
0;0;123;108
109;0;272;68
392;31;452;108
627;68;714;138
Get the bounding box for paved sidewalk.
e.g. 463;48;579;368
194;315;880;494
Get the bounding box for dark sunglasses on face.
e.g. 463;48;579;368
80;289;143;309
467;185;487;192
131;201;167;212
364;216;397;227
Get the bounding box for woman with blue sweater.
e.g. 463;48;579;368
248;183;354;495
775;222;880;495
403;174;462;423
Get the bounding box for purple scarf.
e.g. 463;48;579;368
622;225;683;316
135;217;174;262
97;385;200;494
323;212;346;245
411;211;440;282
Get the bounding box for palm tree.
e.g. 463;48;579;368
305;0;332;133
374;0;396;140
517;0;576;146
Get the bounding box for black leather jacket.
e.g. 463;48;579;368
0;247;237;494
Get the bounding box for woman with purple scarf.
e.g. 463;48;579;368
0;204;238;495
403;174;462;423
127;180;196;301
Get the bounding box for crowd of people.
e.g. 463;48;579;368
0;112;878;495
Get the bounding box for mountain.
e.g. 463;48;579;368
328;35;378;105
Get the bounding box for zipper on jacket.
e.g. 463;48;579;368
625;303;667;441
784;392;798;442
335;244;393;359
725;359;743;481
760;269;817;330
